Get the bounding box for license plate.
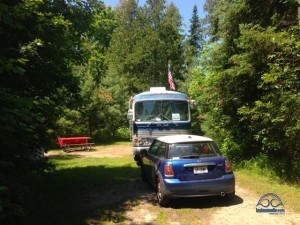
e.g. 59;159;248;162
194;166;208;174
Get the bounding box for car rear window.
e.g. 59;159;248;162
168;142;222;159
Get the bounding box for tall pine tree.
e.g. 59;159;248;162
188;5;203;58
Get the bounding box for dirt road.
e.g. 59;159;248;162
48;144;300;225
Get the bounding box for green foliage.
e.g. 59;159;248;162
0;0;86;154
0;184;25;224
56;109;84;136
220;137;243;164
238;27;300;180
237;153;278;179
179;4;204;97
0;1;116;223
116;127;131;141
191;0;299;181
101;0;184;138
187;5;204;58
107;0;183;90
54;4;117;138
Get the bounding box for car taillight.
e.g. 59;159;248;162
225;159;232;173
164;164;174;177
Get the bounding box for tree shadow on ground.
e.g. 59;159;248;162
26;154;242;225
25;162;153;225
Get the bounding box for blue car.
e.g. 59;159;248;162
140;135;235;206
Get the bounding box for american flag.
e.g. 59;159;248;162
168;64;176;91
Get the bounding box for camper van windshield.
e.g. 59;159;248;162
135;100;188;122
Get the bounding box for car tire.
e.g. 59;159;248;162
156;177;169;207
141;165;147;182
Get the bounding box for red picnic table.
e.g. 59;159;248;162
58;137;94;152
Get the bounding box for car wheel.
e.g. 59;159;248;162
156;177;169;207
141;165;147;182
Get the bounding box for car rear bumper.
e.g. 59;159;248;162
163;174;235;198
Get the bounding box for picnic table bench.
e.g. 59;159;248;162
58;137;95;152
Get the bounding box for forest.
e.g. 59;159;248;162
0;0;299;223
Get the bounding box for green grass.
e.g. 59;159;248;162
235;168;300;213
21;151;140;225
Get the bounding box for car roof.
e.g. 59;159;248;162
156;135;213;144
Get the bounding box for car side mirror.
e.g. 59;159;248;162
127;109;133;120
189;99;196;109
140;149;148;155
